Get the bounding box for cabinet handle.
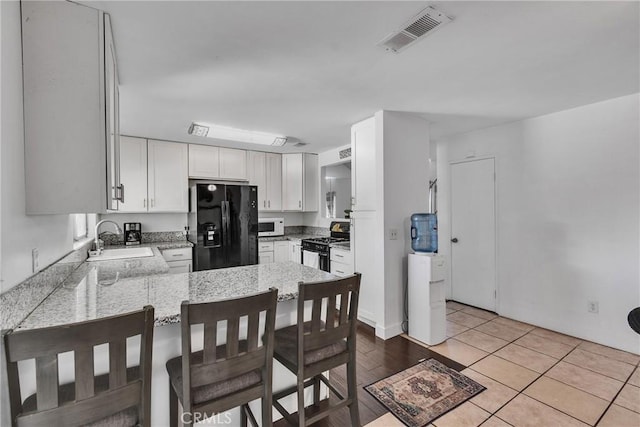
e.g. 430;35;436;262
299;200;302;208
151;199;155;208
336;270;345;274
263;201;266;208
335;253;343;258
143;198;146;208
268;200;271;208
171;254;184;257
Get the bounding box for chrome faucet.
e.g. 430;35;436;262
93;220;123;254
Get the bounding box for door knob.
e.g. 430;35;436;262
451;238;459;243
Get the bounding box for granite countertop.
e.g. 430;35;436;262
17;262;335;330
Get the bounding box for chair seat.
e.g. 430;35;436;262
22;366;140;427
166;343;262;405
273;321;347;368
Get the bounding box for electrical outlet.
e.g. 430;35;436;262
588;301;599;314
389;229;398;240
32;248;39;272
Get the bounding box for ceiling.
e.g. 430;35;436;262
85;1;639;153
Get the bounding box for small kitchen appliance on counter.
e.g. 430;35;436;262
301;221;350;272
258;217;284;237
124;222;142;246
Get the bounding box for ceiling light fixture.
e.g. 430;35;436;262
188;122;288;146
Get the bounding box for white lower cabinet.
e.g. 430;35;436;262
258;240;289;264
161;247;192;274
274;241;289;262
330;247;353;277
258;241;274;264
289;241;302;263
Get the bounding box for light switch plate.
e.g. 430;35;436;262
389;229;398;240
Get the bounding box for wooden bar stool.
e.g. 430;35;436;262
166;289;278;427
272;273;361;426
3;306;155;427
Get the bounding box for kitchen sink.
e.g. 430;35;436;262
87;247;154;262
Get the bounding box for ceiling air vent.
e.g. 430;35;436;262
378;6;452;53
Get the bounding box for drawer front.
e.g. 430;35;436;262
330;260;353;277
258;241;274;252
167;259;192;274
162;247;192;261
330;248;352;263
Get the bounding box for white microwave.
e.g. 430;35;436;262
258;218;284;237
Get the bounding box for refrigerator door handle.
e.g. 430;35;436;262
221;201;227;247
223;201;230;246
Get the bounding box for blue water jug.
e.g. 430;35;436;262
410;213;438;253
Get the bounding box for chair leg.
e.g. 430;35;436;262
313;375;321;407
262;394;272;427
241;404;248;427
347;361;361;427
297;378;306;427
169;383;178;427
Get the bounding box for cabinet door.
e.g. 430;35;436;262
330;261;353;277
219;147;247;180
265;153;282;211
289;242;302;263
104;14;121;211
274;241;289;262
188;144;219;178
148;140;188;212
22;1;109;214
247;151;268;209
118;136;147;212
303;154;318;212
167;260;192;274
259;252;274;264
351;117;377;211
282;153;303;211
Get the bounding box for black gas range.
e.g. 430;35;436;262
301;221;350;272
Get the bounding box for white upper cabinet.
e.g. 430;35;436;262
148;140;188;212
219;147;247;180
282;153;318;212
351;117;377;211
188;144;247;181
119;136;148;212
188;144;219;179
22;1;122;214
248;151;282;211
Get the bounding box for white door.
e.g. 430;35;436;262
450;158;496;311
119;136;148;212
188;144;219;179
148;140;188;212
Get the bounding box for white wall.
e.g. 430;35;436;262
99;213;188;232
381;111;430;338
0;0;74;293
437;93;640;353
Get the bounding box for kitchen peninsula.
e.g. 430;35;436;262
15;260;336;425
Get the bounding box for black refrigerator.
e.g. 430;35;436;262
188;183;258;271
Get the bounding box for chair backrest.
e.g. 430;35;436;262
4;306;155;427
297;273;361;368
180;288;278;412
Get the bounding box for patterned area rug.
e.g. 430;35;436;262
364;358;486;427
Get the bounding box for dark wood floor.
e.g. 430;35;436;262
274;322;465;427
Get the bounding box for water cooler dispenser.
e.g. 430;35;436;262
408;213;446;345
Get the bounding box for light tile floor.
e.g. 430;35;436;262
365;301;640;427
